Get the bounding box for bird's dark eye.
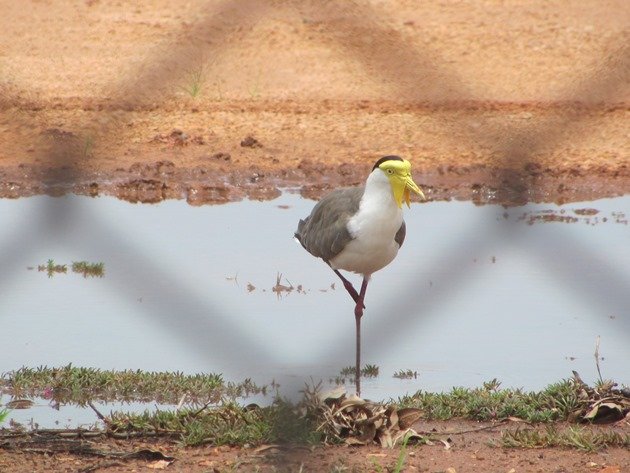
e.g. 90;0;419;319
387;169;394;174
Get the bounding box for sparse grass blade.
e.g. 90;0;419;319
392;432;410;473
179;64;207;98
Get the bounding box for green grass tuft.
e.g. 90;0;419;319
396;378;581;422
71;261;105;278
38;259;67;277
393;369;418;380
361;364;380;378
107;399;320;447
501;426;630;451
179;64;206;98
37;259;104;278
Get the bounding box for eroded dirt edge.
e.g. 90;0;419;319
1;161;630;207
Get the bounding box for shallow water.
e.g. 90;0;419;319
1;193;629;426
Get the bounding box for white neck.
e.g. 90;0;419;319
335;169;404;276
361;169;398;211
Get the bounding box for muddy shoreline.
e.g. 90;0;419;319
1;160;629;206
3;96;628;206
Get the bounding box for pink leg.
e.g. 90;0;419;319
354;277;368;397
333;269;366;309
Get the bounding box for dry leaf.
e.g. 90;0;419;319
397;407;423;429
378;429;393;448
506;416;527;423
6;399;33;409
345;437;366;446
320;386;346;401
340;395;366;409
387;408;399;430
584;402;623;421
253;444;285;454
356;422;377;443
146;459;173;469
310;388;433;446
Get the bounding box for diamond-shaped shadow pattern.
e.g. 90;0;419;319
0;0;628;464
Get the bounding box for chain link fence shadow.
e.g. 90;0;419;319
0;0;629;467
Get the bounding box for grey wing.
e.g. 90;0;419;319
295;187;364;263
394;220;406;248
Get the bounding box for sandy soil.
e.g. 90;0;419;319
0;0;629;471
0;0;628;206
1;421;629;473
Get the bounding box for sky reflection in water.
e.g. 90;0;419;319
1;193;629;407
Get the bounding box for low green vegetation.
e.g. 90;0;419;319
36;260;105;278
338;366;355;377
108;400;320;447
501;426;630;451
2;365;266;404
333;364;380;385
392;433;411;473
396;378;584;423
39;259;67;277
2;368;628;452
179;64;206;98
71;261;105;278
393;369;418;380
0;408;8;424
362;364;380;378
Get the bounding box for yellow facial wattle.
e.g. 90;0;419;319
380;159;425;208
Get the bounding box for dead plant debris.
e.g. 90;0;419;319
302;384;425;447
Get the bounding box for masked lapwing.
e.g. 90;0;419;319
295;155;425;396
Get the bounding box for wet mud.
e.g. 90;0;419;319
1;156;630;207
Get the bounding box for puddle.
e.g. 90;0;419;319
0;397;170;430
1;193;629;427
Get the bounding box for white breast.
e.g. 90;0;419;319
329;170;403;277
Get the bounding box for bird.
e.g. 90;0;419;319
294;155;425;396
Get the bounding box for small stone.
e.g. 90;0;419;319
210;152;231;161
240;135;262;148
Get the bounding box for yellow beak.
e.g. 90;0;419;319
403;175;425;207
393;173;425;208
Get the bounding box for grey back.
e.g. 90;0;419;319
295;186;364;263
